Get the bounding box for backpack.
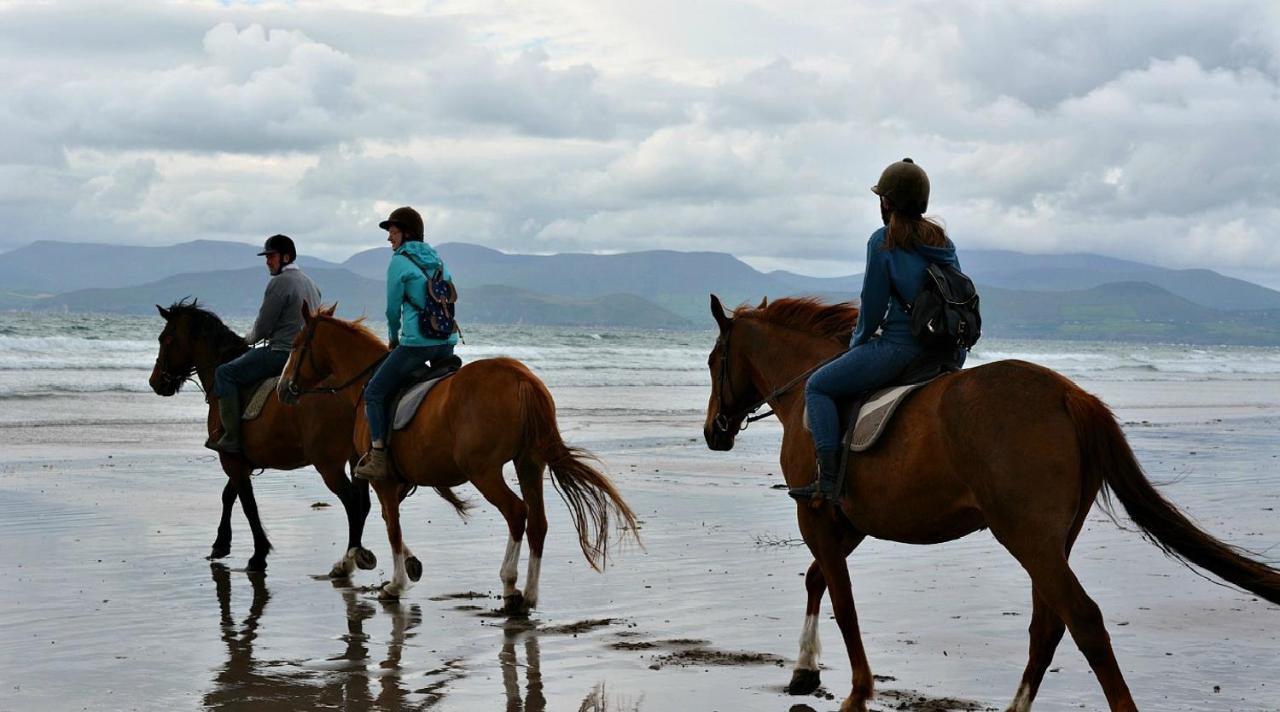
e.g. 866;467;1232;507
892;262;982;351
401;254;460;341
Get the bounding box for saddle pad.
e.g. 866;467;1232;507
392;374;451;430
847;381;929;452
242;377;279;421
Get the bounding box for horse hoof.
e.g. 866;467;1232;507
328;563;351;579
377;583;401;601
405;556;422;582
839;697;869;712
503;592;527;615
207;545;231;560
355;548;377;570
787;668;821;695
246;557;267;572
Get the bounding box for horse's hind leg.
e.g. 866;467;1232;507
208;480;237;560
1006;505;1089;712
319;461;377;579
515;455;548;612
997;533;1135;711
471;465;529;614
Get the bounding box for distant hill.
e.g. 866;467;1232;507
346;243;802;321
963;250;1280;312
32;266;691;328
980;281;1280;344
0;239;339;292
6;239;1280;342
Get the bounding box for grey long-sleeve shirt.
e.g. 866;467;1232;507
245;265;322;351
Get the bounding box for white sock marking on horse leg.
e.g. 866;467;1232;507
1008;684;1033;712
796;614;822;671
386;545;414;596
330;547;358;578
500;536;521;597
523;554;542;609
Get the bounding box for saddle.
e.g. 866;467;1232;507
390;355;463;431
836;353;960;452
239;377;279;422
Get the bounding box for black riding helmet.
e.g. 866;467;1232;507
379;206;425;242
257;234;297;263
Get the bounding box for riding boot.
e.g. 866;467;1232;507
354;447;388;481
788;449;842;503
212;393;243;454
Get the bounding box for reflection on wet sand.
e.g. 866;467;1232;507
576;682;643;712
497;618;643;712
204;564;427;711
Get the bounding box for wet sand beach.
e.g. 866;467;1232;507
2;376;1279;712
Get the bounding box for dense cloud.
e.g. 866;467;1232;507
2;0;1279;286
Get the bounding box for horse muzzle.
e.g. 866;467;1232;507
704;418;738;451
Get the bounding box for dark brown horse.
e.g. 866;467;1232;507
149;300;376;575
277;305;639;609
702;295;1280;712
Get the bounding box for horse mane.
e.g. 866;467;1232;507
733;297;859;344
167;298;249;358
312;307;387;348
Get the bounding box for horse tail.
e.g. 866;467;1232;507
518;377;641;571
1064;386;1280;604
431;486;473;518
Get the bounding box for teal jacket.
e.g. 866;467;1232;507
385;241;459;347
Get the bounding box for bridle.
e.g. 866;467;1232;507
154;356;197;391
281;320;387;400
711;327;845;436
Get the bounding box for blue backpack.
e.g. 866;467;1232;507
401;254;460;341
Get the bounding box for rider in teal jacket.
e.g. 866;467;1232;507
355;207;458;481
385;240;459;349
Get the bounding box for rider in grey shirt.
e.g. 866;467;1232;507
208;234;321;454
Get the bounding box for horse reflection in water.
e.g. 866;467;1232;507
204;564;431;710
497;621;643;712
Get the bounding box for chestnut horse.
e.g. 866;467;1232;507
702;295;1280;712
149;300;376;576
277;305;639;610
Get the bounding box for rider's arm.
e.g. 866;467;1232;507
385;256;406;347
851;233;889;348
244;278;284;345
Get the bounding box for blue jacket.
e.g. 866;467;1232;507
386;241;459;347
852;227;961;348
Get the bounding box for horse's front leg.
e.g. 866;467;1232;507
374;480;420;599
789;560;827;695
208;480;237;560
226;461;272;571
801;514;873;712
319;461;377;578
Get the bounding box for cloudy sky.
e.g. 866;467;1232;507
3;0;1280;287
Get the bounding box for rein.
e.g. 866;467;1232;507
713;329;845;435
282;322;388;399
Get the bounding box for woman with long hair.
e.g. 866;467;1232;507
789;158;965;503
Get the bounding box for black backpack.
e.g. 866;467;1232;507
401;254;460;341
892;262;982;351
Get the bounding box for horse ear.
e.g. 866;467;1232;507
710;294;731;331
758;297;768;309
301;300;313;322
322;303;337;316
156;304;171;320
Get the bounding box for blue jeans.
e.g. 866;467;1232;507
804;339;921;453
365;344;456;443
214;348;289;398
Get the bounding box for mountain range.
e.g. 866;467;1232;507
3;239;1279;344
